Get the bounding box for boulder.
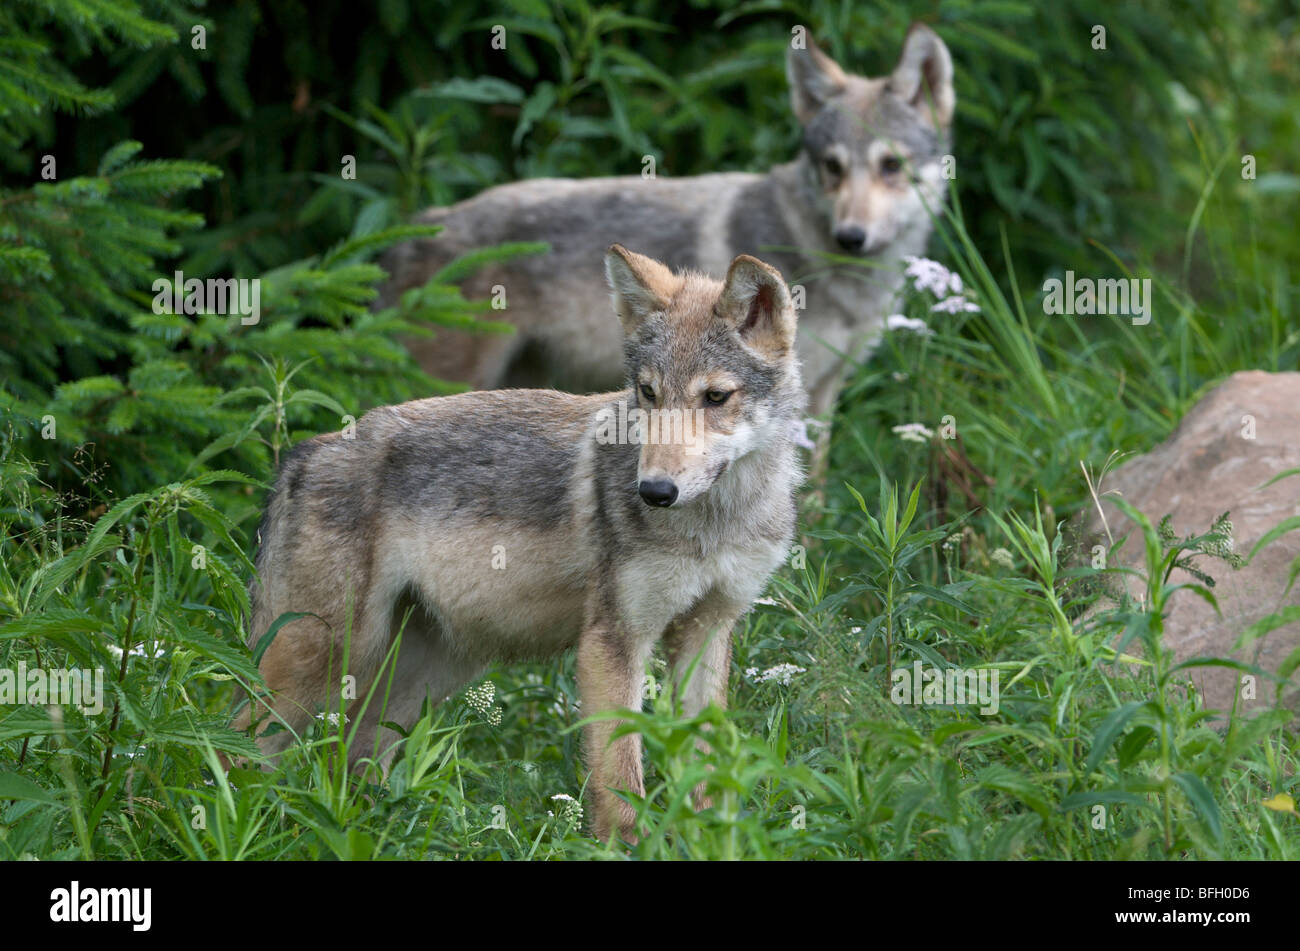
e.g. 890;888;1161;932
1086;370;1300;714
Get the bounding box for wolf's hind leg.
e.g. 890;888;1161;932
232;612;346;759
234;580;393;764
345;599;484;769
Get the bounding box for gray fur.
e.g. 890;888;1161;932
377;26;956;430
240;249;804;841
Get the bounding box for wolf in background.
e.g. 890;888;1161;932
380;25;954;439
239;246;804;842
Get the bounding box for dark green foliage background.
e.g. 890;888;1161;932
4;0;1297;497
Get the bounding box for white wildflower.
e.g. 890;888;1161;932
315;711;348;727
931;295;980;314
747;663;807;686
548;792;583;826
903;255;963;297
991;548;1015;570
465;681;503;726
549;694;578;718
892;422;934;443
107;643;166;661
886;313;935;336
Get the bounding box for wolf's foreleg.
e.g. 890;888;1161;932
663;590;746;812
576;613;649;844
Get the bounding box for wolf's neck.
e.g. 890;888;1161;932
690;431;800;531
768;153;818;198
757;156;837;260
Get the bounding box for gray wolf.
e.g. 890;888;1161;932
379;25;954;440
238;246;805;842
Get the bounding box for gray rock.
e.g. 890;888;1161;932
1084;370;1300;714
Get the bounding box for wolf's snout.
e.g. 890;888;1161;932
638;478;678;507
835;225;866;251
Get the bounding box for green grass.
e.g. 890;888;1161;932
2;173;1297;860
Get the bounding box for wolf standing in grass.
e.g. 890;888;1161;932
380;26;954;438
239;246;804;842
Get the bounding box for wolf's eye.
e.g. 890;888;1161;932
881;155;903;174
639;384;656;403
822;155;843;178
704;389;733;406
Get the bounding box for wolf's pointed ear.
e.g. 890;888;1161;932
605;244;678;333
887;24;954;129
716;255;797;359
786;36;848;125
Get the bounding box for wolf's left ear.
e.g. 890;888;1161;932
717;255;797;359
605;244;679;333
887;24;954;129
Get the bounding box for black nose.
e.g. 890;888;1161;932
638;479;678;507
835;225;866;251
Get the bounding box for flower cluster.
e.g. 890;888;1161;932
465;681;503;726
547;792;584;829
990;548;1015;570
107;642;167;661
931;295;981;314
903;255;963;297
892;422;934;444
744;663;807;686
886;313;935;336
1203;512;1245;567
901;255;980;316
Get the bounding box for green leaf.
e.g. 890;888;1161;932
286;389;348;418
320;223;444;269
1058;790;1149;811
1116;725;1155;768
431;241;550;285
1172;772;1222;841
1252;467;1300;492
98;140;144;176
252;611;313;666
513;81;556;148
0;771;59;804
975;764;1051;818
421;76;525;105
895;637;951;671
0;609;104;641
1276;644;1300;684
1083;701;1144;777
1248;515;1300;562
0;708;56;743
169;624;261;681
1234;605;1300;651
